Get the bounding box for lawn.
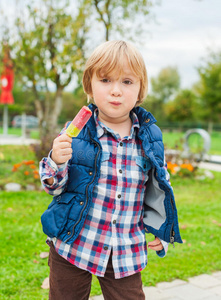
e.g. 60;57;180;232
162;130;221;155
0;127;39;139
0;172;221;299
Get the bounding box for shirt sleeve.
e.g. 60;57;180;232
39;150;68;196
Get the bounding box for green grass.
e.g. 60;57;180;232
0;191;50;300
0;173;221;299
0;127;39;139
162;130;221;155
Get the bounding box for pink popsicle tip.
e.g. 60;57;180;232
70;106;92;129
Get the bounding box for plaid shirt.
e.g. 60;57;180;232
40;111;168;279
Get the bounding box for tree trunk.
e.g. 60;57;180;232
47;87;63;136
33;87;63;160
208;121;213;135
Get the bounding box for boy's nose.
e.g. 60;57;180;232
111;82;122;96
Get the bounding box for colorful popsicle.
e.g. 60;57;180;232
65;106;92;137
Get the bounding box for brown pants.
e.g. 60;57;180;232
48;243;145;300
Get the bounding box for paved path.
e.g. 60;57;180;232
0;135;39;145
90;272;221;300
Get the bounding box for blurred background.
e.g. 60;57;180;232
0;1;220;299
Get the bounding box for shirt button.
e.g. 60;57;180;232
67;231;71;235
117;194;121;199
119;169;122;174
113;220;116;224
119;142;123;146
103;246;108;250
89;171;93;176
80;201;84;205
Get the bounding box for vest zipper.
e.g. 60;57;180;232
64;138;101;243
169;195;175;248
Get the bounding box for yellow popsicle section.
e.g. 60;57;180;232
65;106;92;137
65;124;81;137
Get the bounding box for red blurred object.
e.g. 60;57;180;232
0;48;14;104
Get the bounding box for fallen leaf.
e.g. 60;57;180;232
212;220;217;224
40;252;49;259
182;239;186;244
201;241;206;245
7;207;13;212
181;225;187;230
41;277;49;289
187;243;192;247
33;259;39;264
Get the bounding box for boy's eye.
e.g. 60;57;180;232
123;80;133;85
101;78;110;83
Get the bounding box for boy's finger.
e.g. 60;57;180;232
59;132;72;143
148;244;163;251
59;142;72;149
148;241;161;247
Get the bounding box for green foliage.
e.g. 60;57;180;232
5;0;90;143
14;0;89;88
197;50;221;123
92;0;160;41
151;66;180;103
164;89;199;122
0;145;40;189
58;88;87;124
142;66;180;121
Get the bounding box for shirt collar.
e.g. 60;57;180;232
94;108;140;139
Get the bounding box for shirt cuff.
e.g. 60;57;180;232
156;239;168;258
41;150;68;187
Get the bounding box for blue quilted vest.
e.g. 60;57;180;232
41;104;182;246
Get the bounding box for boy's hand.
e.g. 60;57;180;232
148;237;163;251
51;133;73;165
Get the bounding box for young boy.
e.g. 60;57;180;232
40;40;182;300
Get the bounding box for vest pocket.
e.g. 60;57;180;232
41;193;77;238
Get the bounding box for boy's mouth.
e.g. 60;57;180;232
109;101;121;106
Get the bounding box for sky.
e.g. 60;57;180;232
1;0;221;91
141;0;221;89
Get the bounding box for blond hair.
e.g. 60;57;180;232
82;40;148;105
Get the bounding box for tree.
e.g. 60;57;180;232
1;0;160;149
8;0;90;143
151;66;180;103
92;0;161;41
197;50;221;132
164;89;198;122
142;66;180;120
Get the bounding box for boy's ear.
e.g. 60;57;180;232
87;94;91;103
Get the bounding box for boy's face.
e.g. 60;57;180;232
90;58;140;125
